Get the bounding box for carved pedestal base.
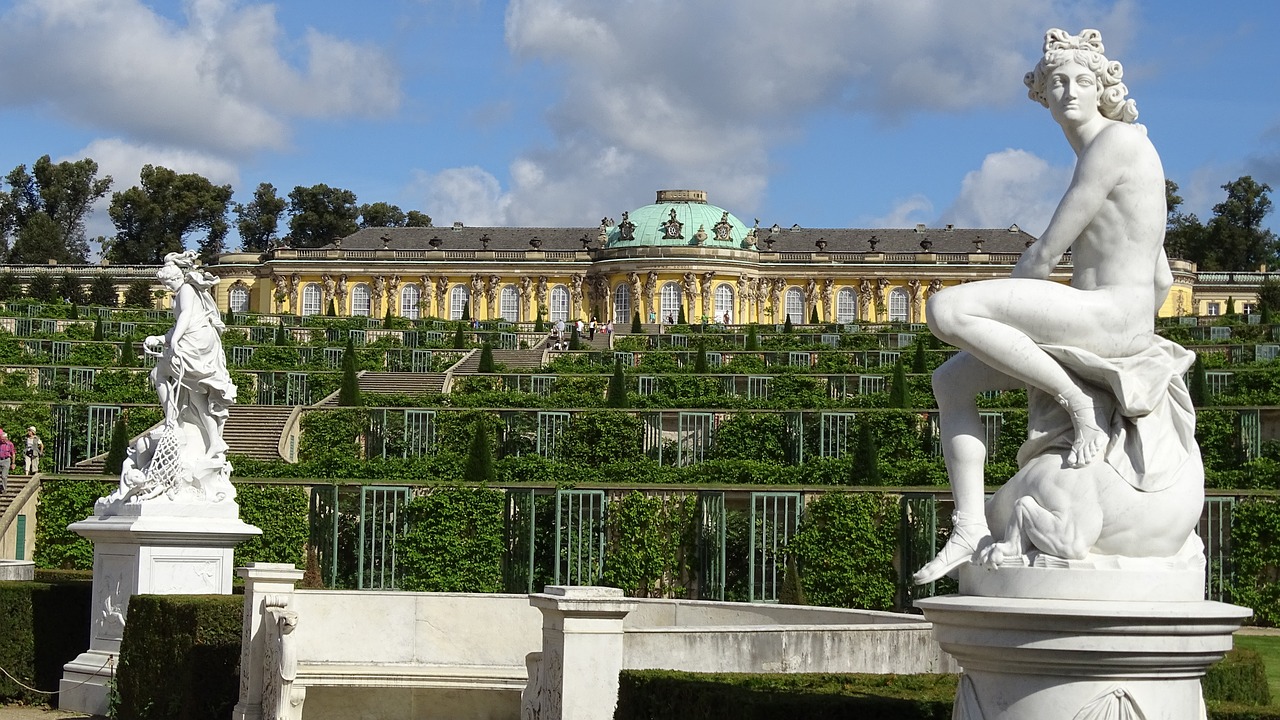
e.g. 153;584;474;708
59;502;261;716
916;568;1250;720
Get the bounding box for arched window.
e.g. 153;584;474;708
449;285;470;320
714;284;734;323
301;284;322;316
400;284;421;320
351;284;371;316
228;285;249;313
613;284;632;324
549;286;570;322
500;286;520;322
888;288;909;323
784;287;805;324
836;288;857;324
660;282;682;323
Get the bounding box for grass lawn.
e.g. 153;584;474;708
1234;633;1280;702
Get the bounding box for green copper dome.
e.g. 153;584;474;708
607;190;755;250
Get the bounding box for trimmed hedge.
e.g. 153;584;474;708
1204;648;1272;706
0;580;93;706
115;594;243;720
614;671;956;720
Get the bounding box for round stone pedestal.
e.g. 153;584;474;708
916;568;1251;720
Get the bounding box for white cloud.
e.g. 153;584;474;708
0;0;400;157
427;0;1135;226
869;194;934;228
415;167;513;227
938;149;1071;235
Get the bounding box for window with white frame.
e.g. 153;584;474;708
785;287;804;324
229;285;250;313
549;286;570;322
301;284;322;316
400;284;421;320
500;286;520;321
660;282;682;322
449;285;470;320
836;288;856;323
714;284;734;323
613;284;632;324
351;284;371;316
888;288;909;323
1207;302;1220;316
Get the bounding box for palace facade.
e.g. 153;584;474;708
204;189;1197;323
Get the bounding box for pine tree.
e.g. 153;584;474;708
464;419;495;484
58;272;85;305
631;311;643;334
745;324;759;351
103;415;129;475
478;343;495;372
852;420;881;484
889;359;909;408
606;357;628;408
93;317;104;341
338;337;362;406
27;272;57;301
88;274;118;307
123;279;153;308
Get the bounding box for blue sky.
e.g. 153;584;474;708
0;0;1275;252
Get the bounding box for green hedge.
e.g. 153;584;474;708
0;580;93;706
115;594;243;720
34;478;116;570
1203;648;1271;706
614;671;956;720
398;486;506;592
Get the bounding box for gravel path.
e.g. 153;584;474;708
0;708;95;719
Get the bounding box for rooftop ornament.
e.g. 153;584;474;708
480;234;491;250
530;236;542;249
868;236;879;251
815;239;828;251
428;236;442;250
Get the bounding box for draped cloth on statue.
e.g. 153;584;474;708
1017;337;1198;493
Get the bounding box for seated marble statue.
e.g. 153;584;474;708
912;29;1204;585
103;251;238;509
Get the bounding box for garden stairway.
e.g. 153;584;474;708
452;347;548;373
316;372;449;407
63;403;297;475
0;473;32;518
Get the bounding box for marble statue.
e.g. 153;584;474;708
913;28;1203;585
101;251;238;511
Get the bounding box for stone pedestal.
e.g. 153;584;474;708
231;563;306;720
59;502;261;716
525;586;637;720
915;567;1252;720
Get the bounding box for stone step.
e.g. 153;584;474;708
0;474;32;516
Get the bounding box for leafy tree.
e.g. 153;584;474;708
358;202;407;228
631;311;642;333
338;338;361;406
58;272;85;305
89;275;118;306
107;164;232;264
405;210;432;227
1168;176;1278;271
123;280;153;308
26;271;57;301
463;419;495;484
287;184;359;248
1;155;112;263
1258;277;1280;316
477;343;495;373
606;357;628;408
234;182;286;252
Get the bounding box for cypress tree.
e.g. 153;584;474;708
89;274;118;307
809;306;820;324
326;299;337;317
453;325;466;349
93;317;105;341
912;340;928;374
568;324;581;350
783;315;794;333
677;305;686;325
461;302;470;321
534;309;545;333
120;340;136;367
1188;353;1208;406
1263;303;1273;326
478;343;495;372
631;311;643;334
384;307;394;329
606;357;628;408
274;323;288;346
745;324;759;351
694;343;709;373
852;420;881;484
103;415;129;475
778;555;807;605
464;419;495;484
338;337;362;406
66;303;79;320
889;359;909;408
1226;296;1236;317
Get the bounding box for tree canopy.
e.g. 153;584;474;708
107;165;232;265
235;182;287;252
287;184;359;247
1;155;112;263
1166;176;1277;271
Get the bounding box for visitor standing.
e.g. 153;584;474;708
589;317;597;340
23;426;43;475
0;430;13;492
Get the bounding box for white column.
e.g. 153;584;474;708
232;563;305;720
526;586;637;720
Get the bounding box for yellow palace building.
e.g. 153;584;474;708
210;189;1197;323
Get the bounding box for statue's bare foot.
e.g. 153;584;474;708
1057;394;1106;468
979;541;1015;570
912;515;990;585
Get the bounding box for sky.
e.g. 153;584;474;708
0;0;1276;255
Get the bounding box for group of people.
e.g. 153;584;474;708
547;317;613;350
0;426;44;493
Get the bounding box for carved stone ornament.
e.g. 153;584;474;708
617;212;635;241
714;212;733;241
661;208;684;239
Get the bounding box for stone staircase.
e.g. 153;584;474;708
317;372;449;407
452;346;548;373
0;473;33;517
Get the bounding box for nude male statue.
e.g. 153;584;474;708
913;29;1174;584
